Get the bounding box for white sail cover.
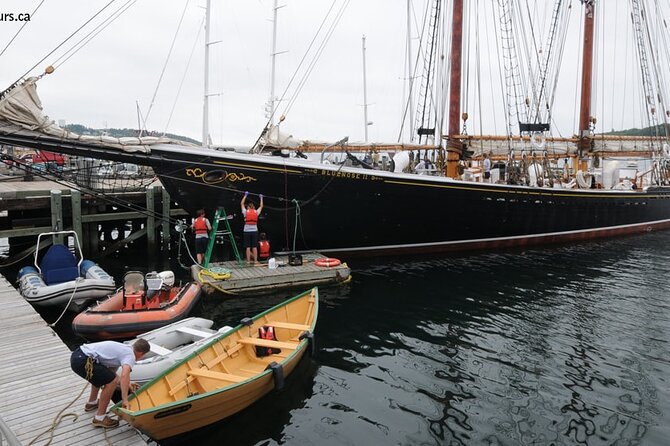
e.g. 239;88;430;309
260;123;312;149
0;78;185;153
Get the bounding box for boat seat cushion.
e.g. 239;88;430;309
41;244;79;285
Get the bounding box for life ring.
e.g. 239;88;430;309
314;257;341;267
531;132;546;150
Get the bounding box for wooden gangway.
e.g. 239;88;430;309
0;274;148;446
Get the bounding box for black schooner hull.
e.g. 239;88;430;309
149;145;670;256
1;126;669;256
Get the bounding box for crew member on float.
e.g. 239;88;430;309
258;232;270;261
241;192;264;264
192;208;212;265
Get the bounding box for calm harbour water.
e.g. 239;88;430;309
27;232;670;445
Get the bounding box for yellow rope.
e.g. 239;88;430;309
197;269;239;295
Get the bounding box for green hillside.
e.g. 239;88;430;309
63;124;200;145
607;124;669;137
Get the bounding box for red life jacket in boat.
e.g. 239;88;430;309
259;240;270;260
193;216;208;235
257;325;280;357
245;209;258;225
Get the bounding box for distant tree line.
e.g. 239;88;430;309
62;124;200;145
606;124;669;137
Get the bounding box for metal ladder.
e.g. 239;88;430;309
203;207;242;267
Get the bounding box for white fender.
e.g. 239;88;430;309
531;132;546;150
392;151;410;173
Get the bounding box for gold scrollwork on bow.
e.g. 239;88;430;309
186;168;257;184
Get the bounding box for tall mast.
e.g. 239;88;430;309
578;0;595;158
267;0;280;122
362;35;369;142
202;0;212;147
406;0;414;142
446;0;464;178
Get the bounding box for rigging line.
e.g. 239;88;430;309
282;0;351;117
164;15;205;135
275;0;341;117
547;3;571;121
15;0;117;82
51;0;137;69
250;0;341;153
483;0;499;135
475;0;483;138
397;0;432;143
0;0;46;59
142;0;192;134
492;3;510;143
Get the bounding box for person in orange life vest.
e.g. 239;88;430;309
192;208;212;265
240;192;263;263
241;192;264;263
258;232;270;261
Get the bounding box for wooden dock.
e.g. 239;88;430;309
0;179;187;258
0;274;149;446
192;253;351;294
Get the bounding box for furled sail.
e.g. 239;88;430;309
0;78;188;153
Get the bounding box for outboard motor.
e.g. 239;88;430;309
157;271;175;287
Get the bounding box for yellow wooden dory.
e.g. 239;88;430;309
111;287;319;440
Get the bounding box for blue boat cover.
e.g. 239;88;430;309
41;244;79;285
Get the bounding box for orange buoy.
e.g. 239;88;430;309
314;257;341;267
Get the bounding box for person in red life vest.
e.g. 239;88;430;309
241;192;264;264
258;232;270;261
192;208;212;265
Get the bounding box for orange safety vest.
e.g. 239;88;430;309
193;216;208;235
259;240;270;259
245;209;258;225
259;326;276;356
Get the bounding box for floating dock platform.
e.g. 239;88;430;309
0;273;148;446
191;253;351;294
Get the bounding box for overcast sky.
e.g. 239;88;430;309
1;1;669;146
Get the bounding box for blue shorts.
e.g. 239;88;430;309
70;347;116;388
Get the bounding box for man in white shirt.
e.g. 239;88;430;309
70;339;150;428
483;153;492;183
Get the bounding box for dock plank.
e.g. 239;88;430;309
194;253;351;294
0;274;147;446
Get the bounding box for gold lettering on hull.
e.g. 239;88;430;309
319;170;382;181
185;167;257;185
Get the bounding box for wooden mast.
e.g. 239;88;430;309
446;0;464;178
578;0;596;169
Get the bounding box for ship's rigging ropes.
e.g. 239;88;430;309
0;0;46;59
252;0;351;153
141;0;191;136
3;0;137;91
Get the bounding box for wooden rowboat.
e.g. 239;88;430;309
111;287;319;440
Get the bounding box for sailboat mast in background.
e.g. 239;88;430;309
362;35;371;142
202;0;212;147
266;0;284;122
